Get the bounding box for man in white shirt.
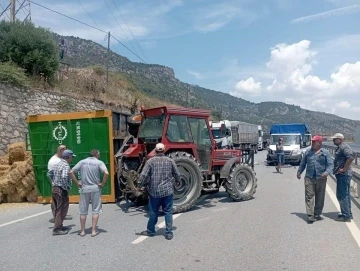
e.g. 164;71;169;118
47;145;72;223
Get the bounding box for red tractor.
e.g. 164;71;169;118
115;106;257;213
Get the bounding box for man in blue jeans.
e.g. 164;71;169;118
332;133;355;222
139;143;180;240
275;138;284;173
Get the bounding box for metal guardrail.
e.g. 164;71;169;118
322;145;360;199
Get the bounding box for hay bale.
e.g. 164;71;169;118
8;142;26;165
0;154;9;165
8;168;23;185
7;193;25;203
0;143;37;204
21;173;35;192
26;189;38;202
0;165;10;177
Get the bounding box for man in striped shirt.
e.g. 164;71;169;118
138;143;180;240
51;149;81;236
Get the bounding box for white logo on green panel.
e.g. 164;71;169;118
53;122;67;144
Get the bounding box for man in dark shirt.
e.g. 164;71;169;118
332;133;355;222
275;138;284;173
138;143;180;240
297;135;333;223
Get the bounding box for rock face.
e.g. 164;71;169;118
0;83;128;155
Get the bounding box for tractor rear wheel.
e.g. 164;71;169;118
225;163;257;201
168;152;203;213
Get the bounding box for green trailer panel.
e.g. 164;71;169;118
26;110;115;203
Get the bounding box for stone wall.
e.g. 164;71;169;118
0;83;130;155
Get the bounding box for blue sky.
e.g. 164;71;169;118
1;0;360;120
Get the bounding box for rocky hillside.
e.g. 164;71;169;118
55;34;359;137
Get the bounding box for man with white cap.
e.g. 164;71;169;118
138;143;180;240
331;133;355;222
297;135;334;223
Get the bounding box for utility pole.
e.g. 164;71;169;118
106;31;110;91
10;0;15;22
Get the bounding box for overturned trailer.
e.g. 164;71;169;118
26;109;140;203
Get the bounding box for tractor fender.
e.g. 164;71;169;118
220;157;239;179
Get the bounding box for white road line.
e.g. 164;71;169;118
0;210;52;228
326;184;360;248
132;213;182;244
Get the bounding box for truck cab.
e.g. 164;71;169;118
266;123;312;166
210;120;233;149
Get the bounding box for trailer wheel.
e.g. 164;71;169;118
168;152;203;213
225;164;257;201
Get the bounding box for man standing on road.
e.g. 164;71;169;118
297;136;334;223
51;149;80;236
69;149;109;237
47;145;72;223
275;138;285;173
138;143;180;240
332;133;355;222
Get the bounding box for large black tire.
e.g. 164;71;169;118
167;152;203;213
225;164;257;201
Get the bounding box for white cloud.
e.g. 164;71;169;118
232;39;360;120
187;69;205;80
337;101;352;108
191;2;258;33
230;77;262;96
291;4;360;23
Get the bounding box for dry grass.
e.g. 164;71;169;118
30;66;175;112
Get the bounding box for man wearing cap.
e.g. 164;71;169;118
297;135;333;223
51;149;81;235
138;143;180;240
332;133;355;222
47;144;72;223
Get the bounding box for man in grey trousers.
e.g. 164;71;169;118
70;149;109;237
297;135;334;223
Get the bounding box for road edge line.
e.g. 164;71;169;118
132;213;182;244
326;183;360;248
0;210;52;228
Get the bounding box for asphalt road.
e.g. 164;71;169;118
1;152;360;271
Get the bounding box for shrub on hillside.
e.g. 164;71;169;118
0;20;59;79
0;62;29;87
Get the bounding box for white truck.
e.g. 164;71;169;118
266;123;312;166
230;121;258;153
209;120;233;149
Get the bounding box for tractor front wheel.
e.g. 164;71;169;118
225;164;257;201
168;152;203;213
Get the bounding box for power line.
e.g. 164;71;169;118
28;0;108;34
0;3;10;20
103;0;139;58
28;0;147;63
111;34;147;63
76;0;98;27
111;0;148;63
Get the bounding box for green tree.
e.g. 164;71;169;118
0;20;59;79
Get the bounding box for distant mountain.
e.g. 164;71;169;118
54;34;359;138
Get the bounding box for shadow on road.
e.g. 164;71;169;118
69;227;108;236
322;212;340;219
291;212;309;223
115;191;248;216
